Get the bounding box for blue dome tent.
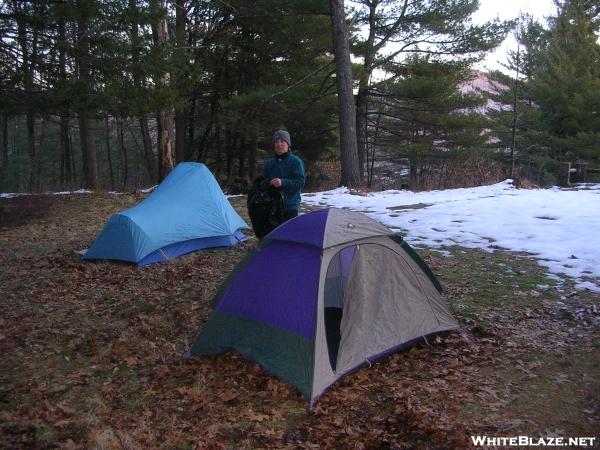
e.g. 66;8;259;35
83;163;248;265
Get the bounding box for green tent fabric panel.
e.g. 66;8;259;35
190;312;314;400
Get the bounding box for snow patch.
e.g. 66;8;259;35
303;180;600;291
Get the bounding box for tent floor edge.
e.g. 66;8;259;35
138;232;248;266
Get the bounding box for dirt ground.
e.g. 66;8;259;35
0;193;598;449
0;195;55;228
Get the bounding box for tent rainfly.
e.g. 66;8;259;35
83;162;248;265
188;207;459;405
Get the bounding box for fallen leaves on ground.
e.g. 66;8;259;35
0;193;598;449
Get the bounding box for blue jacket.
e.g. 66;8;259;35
262;150;305;212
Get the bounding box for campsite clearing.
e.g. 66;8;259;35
0;193;598;449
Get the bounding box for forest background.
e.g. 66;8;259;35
1;0;599;193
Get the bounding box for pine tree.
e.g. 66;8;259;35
367;56;490;189
331;0;361;187
351;0;512;178
486;17;552;183
530;0;600;163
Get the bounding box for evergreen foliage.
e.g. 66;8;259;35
0;0;597;192
349;0;512;181
486;2;600;184
530;0;600;163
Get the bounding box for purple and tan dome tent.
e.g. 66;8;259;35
188;208;458;405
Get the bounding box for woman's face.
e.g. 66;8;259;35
274;138;289;156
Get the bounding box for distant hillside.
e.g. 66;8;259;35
460;71;510;115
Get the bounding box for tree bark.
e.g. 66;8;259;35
510;46;520;179
330;0;361;188
26;113;37;191
14;0;39;191
38;117;47;190
247;117;259;181
129;0;158;183
78;114;98;190
1;113;8;191
237;134;246;179
139;116;157;182
366;111;382;187
355;0;379;181
119;119;128;189
60;115;73;190
213;126;222;176
158;112;175;179
150;0;175;180
58;15;72;190
175;113;187;163
174;0;188;163
76;0;98;189
225;128;234;185
187;98;196;160
105;116;115;190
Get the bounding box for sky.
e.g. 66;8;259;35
367;0;557;80
302;180;600;293
473;0;557;72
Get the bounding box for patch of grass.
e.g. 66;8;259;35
462;348;600;435
34;424;56;442
433;246;563;317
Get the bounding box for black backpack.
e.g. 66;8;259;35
247;176;284;239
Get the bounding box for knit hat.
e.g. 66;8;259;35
272;130;291;148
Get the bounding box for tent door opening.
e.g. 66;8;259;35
323;245;357;371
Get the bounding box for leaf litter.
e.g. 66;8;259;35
0;193;598;449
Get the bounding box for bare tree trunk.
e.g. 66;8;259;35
76;0;98;189
225;129;234;185
25;114;36;191
187;98;196;160
1;113;8;191
70;128;77;187
156;113;163;172
213;126;222;174
330;0;361;188
510;46;520;179
78;115;98;190
237;134;247;179
366;111;381;187
14;0;39;191
119;119;128;189
355;0;379;182
60;115;72;190
175;113;187;163
247;117;259;181
150;0;175;180
38;117;47;190
158;112;175;179
105;116;115;190
174;0;187;164
58;15;72;190
139;116;157;182
129;0;157;183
